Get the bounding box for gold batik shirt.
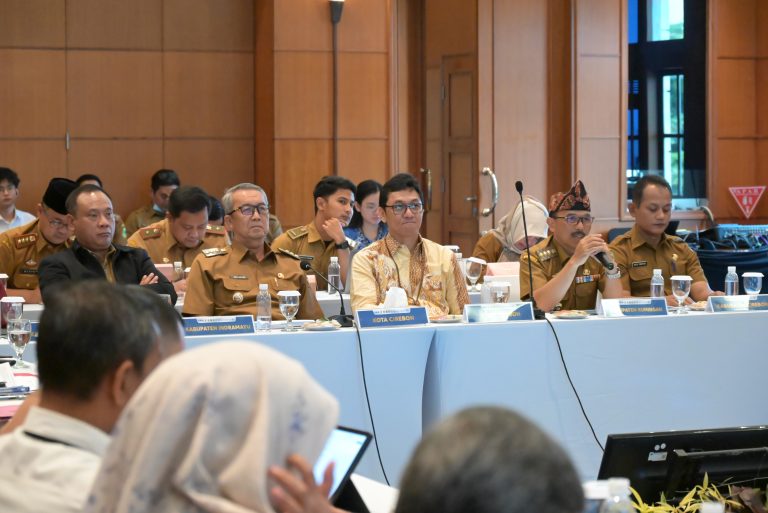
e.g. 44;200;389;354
519;235;606;310
350;235;470;318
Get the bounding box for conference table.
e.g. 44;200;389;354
7;305;768;488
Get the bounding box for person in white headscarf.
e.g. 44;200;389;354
84;341;339;513
472;196;548;263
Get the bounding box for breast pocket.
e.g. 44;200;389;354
574;279;598;299
217;277;256;307
628;265;653;294
423;273;444;292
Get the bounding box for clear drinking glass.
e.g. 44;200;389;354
465;257;486;292
743;272;764;296
8;318;31;368
278;291;301;332
670;275;692;314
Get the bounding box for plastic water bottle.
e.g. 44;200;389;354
650;269;664;298
599;478;633;513
327;256;342;294
700;503;724;513
725;266;739;296
256;284;271;331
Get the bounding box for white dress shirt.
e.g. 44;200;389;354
0;406;110;513
0;209;35;234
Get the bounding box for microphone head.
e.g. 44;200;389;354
515;181;523;194
299;261;312;271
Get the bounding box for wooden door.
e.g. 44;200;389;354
441;54;478;254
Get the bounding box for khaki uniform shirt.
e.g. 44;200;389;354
0;219;70;291
609;225;707;296
267;214;283;244
113;214;128;246
182;241;323;320
520;235;606;310
350;235;470;318
271;222;339;279
126;219;228;268
124;205;164;237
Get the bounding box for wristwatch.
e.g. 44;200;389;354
335;240;351;250
606;269;622;279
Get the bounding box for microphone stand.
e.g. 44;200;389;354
300;260;354;327
516;181;546;320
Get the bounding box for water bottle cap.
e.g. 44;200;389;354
330;256;338;263
728;266;736;273
700;502;725;513
653;268;662;275
259;283;268;291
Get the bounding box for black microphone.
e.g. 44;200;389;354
516;181;546;320
300;260;353;328
594;252;615;270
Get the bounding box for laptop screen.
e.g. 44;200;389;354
313;426;372;500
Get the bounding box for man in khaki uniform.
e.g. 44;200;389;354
610;175;721;305
183;183;323;320
124;169;180;236
520;180;624;312
0;178;78;303
127;186;228;294
271;176;356;288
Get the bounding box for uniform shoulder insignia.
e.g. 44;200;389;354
535;248;556;262
13;233;37;249
140;227;162;240
206;224;225;235
202;247;228;257
287;226;308;240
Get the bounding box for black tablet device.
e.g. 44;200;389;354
313;426;372;501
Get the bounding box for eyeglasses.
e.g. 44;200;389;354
385;202;423;215
41;207;70;229
229;204;269;217
0;185;17;194
552;214;594;226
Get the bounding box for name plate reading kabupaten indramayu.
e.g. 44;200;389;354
355;307;429;328
708;294;768;313
183;315;256;337
463;302;534;323
600;298;668;317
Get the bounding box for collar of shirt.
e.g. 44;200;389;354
152;204;165;215
0;208;28;226
629;225;671;250
383;233;423;258
307;221;323;244
160;219;186;254
231;240;276;264
545;235;573;265
21;406;111;457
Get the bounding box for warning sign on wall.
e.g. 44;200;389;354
729;186;766;219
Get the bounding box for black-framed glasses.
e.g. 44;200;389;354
385;202;423;215
552;214;594;226
229;204;269;217
41;206;70;229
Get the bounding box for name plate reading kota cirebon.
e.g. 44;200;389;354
463;302;534;323
355;307;429;328
601;298;668;317
708;294;768;313
183;316;256;337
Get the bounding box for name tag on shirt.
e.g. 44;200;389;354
708;295;768;312
463;302;534;323
355;307;429;328
600;298;668;317
183;315;256;337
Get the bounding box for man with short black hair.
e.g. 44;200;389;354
271;176;356;287
0;281;184;513
0;178;78;303
610;174;721;304
75;173;129;245
350;173;469;318
127;186;227;293
0;167;35;233
124;169;181;236
38;185;176;303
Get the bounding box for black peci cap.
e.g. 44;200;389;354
43;178;78;215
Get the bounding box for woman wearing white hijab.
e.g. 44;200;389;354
85;341;339;513
472;196;548;263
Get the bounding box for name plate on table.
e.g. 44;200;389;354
601;298;668;317
356;307;429;328
708;295;768;313
30;321;38;343
183;316;255;337
463;302;534;323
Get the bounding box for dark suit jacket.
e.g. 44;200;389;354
39;241;177;304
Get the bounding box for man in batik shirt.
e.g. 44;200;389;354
350;173;469;319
